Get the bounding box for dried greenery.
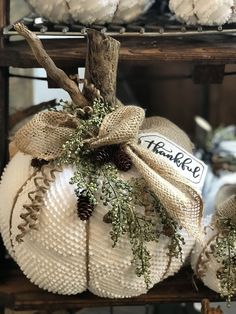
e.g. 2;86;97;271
214;218;236;306
60;98;114;163
58;99;184;287
101;164;160;287
131;178;185;262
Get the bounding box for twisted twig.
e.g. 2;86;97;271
14;23;89;108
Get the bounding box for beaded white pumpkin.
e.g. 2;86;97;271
0;151;195;297
191;174;236;297
26;0;155;25
169;0;236;25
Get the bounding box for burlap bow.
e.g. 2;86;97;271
14;105;203;237
87;106;202;237
14;111;79;160
217;194;236;224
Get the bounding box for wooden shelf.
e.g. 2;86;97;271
1;35;236;68
0;264;228;311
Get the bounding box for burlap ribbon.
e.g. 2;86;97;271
14;105;203;237
14;111;79;160
216;186;236;225
87;106;202;237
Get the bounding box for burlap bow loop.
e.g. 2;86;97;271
14;111;79;160
88;106;203;238
90;105;145;148
217;194;236;225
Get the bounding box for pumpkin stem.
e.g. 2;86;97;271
14;22;89;108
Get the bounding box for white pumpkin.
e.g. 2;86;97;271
169;0;236;25
25;0;155;25
169;0;197;25
0;151;195;297
191;173;236;296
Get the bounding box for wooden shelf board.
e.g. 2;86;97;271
0;265;228;311
1;35;236;67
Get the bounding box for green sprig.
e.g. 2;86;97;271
101;164;157;288
60;98;114;164
214;218;236;306
131;178;185;262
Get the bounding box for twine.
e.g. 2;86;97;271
195;232;217;279
12;164;62;243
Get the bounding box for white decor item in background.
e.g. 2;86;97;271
169;0;236;26
25;0;155;24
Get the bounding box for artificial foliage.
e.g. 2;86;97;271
57;99;185;287
131;179;185;262
214;217;236;305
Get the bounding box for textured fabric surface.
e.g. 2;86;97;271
217;193;236;223
14;111;78;160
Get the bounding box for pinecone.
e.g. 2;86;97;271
93;146;113;163
31;158;49;169
103;211;112;224
113;149;132;172
77;195;94;221
232;255;236;267
162;225;175;237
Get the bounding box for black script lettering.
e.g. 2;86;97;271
192;166;201;179
153;141;173;154
181;158;192;171
141;136;202;182
181;158;201;179
173;152;184;167
145;140;155;150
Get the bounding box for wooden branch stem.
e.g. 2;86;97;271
14;23;89;108
83;29;120;106
201;299;223;314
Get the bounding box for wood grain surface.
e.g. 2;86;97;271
0;264;232;311
1;35;236;68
